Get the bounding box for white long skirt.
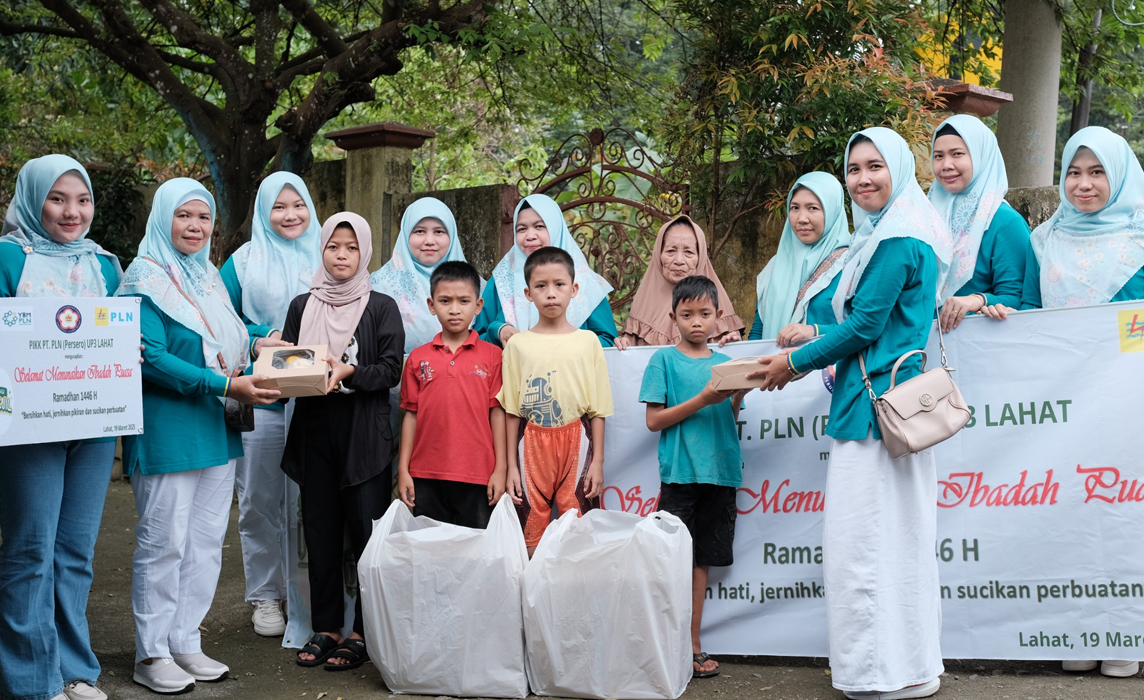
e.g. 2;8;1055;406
823;436;943;693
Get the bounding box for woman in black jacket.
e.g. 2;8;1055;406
281;212;404;671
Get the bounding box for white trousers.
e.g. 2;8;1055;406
235;409;290;602
823;437;943;693
131;460;235;662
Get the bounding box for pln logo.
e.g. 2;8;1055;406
94;307;109;326
1;309;33;330
1119;309;1144;353
101;309;134;325
55;305;81;334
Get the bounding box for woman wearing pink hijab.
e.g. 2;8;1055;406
279;212;405;671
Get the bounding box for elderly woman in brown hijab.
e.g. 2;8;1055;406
616;215;744;349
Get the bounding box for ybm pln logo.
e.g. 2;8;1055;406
55;305;81;334
1119;309;1144;353
95;307;134;326
1;309;33;330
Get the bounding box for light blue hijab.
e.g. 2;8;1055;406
232;172;321;327
116;178;249;378
1031;126;1144;308
832;127;953;322
928;114;1009;298
0;154;121;297
491;194;613;331
370;196;470;352
756;172;850;329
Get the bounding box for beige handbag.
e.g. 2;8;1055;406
857;323;970;458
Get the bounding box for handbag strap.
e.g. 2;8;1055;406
857;297;951;401
141;257;230;375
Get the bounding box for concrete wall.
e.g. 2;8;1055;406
1006;186;1059;229
307;160;346;223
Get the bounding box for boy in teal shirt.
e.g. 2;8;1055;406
638;275;747;680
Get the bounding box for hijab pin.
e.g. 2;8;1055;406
23;245;33;254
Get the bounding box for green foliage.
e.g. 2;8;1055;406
662;0;945;257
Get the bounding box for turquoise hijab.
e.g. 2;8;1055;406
370;196;469;352
117;178;249;378
0;154;121;297
756;172;850;330
832;127;953;322
491;194;613;331
233;172;321;327
928;114;1008;298
1031;126;1144;308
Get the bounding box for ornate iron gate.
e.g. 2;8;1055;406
516;127;688;316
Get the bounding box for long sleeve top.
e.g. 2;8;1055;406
789;238;939;441
748;273;843;341
280;291;405;488
473;278;618;348
121;295;243;475
953;202;1030;308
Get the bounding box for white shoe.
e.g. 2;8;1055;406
133;658;195;694
1101;660;1140;677
845;678;940;700
63;681;107;700
172;652;229;682
252;599;286;636
1062;660;1099;672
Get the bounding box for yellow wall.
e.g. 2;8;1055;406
919;21;1003;86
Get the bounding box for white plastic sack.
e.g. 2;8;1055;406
358;495;529;697
523;509;693;699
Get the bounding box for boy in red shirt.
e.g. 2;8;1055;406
397;261;508;527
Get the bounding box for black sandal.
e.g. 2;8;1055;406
693;652;720;678
297;633;340;667
324;638;369;672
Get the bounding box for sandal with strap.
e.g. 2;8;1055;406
297;633;340;667
693;652;720;679
324;638;369;672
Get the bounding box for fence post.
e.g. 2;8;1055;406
324;122;436;271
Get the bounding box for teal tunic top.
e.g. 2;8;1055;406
1020;248;1144;309
474;278;618;348
953;202;1030;308
121;295;244;475
789;238;939;441
748;274;842;341
1;241;122;444
220;256;284;411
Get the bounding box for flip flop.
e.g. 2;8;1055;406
296;633;339;667
324;638;369;672
693;651;720;678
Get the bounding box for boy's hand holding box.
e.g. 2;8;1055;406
253;344;330;397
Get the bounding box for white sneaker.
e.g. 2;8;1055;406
63;681;107;700
172;652;229;682
133;658;195;694
1101;660;1140;677
1062;660;1099;672
252;599;286;636
845;678;940;700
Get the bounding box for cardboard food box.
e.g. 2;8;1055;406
710;356;768;391
254;344;329;397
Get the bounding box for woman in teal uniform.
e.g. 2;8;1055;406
928;114;1030;331
1017;126;1144;312
749;128;953;700
219;172;319;639
474;194;617;347
117;178;280;694
0;156;122;700
749;172;850;345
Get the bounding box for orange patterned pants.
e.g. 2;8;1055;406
519;417;598;547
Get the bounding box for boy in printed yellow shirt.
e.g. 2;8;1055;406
498;247;614;555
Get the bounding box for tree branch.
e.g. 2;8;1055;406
0;19;81;39
279;0;348;56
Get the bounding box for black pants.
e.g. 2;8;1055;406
412;477;494;529
300;394;390;636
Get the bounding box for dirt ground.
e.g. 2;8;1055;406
88;480;1143;700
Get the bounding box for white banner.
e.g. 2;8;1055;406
602;301;1144;659
0;297;143;446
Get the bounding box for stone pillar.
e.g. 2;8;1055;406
324;122;435;272
995;0;1062;187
